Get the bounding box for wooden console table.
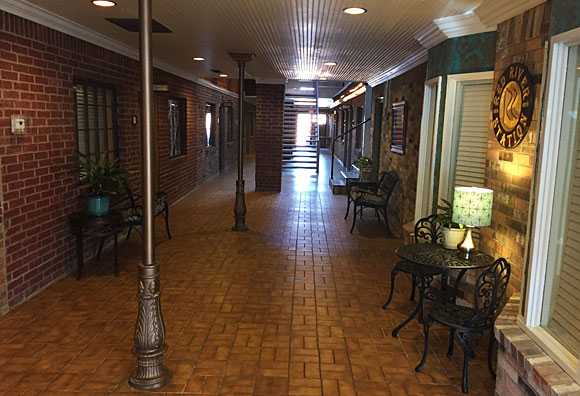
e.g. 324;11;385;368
70;211;122;280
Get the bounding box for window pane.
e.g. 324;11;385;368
168;98;186;157
73;81;119;162
206;104;215;147
541;45;580;358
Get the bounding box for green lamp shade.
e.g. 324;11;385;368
452;187;493;227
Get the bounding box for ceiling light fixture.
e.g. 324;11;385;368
300;87;315;91
319;77;328;80
219;74;228;78
324;62;337;66
343;7;367;15
193;57;205;61
92;0;117;7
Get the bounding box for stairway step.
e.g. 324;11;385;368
329;177;347;195
282;159;318;164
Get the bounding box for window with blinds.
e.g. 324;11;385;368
452;82;493;190
169;98;187;158
390;101;407;154
74;81;119;162
542;46;580;358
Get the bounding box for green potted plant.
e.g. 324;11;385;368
56;152;128;217
435;198;465;249
354;155;373;182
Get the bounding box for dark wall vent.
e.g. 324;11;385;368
106;18;172;33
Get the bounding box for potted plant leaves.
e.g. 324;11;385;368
55;152;128;217
355;155;374;182
435;198;465;249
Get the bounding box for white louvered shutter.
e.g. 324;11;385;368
547;132;580;355
453;82;492;189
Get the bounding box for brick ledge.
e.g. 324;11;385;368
494;295;580;396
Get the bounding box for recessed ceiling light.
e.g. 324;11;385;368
92;0;117;7
343;7;367;15
300;87;315;91
319;77;328;80
219;74;228;78
193;57;205;61
324;62;337;66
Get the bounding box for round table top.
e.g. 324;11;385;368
395;243;494;270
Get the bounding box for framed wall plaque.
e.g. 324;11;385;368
391;101;407;154
491;63;534;149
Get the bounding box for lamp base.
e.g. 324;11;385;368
457;227;475;260
457;245;473;260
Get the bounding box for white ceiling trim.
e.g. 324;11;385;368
0;0;237;98
415;23;448;49
474;0;547;28
367;49;428;88
434;11;496;39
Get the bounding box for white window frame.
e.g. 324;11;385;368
520;26;580;382
415;77;442;221
438;71;494;203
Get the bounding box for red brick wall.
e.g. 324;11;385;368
0;11;238;309
377;63;428;236
480;2;551;296
255;84;284;192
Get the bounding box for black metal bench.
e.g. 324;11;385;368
345;170;399;234
96;186;171;259
120;186;172;240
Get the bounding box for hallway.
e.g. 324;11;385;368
0;157;495;396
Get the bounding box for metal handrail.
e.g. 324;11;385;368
330;118;372;180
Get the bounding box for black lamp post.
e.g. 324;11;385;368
129;0;172;390
229;52;254;232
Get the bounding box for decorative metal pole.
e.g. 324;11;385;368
129;0;172;390
229;53;254;232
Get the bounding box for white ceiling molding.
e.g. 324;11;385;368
474;0;547;28
0;0;237;98
434;11;496;39
415;23;448;49
367;49;428;88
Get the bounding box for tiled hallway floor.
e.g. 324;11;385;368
0;156;496;395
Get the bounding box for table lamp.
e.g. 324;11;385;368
452;187;493;259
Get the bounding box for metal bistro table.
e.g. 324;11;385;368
70;211;122;280
391;243;494;337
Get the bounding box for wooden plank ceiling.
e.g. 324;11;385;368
20;0;542;82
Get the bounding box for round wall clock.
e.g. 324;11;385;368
491;63;534;149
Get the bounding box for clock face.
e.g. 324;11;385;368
491;63;534;149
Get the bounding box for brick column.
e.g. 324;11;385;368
255;84;285;192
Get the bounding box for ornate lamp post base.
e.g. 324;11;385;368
128;355;172;390
232;180;248;232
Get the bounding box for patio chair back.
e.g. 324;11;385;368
413;214;442;244
470;258;511;328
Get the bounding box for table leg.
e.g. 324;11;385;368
76;228;83;281
392;278;425;337
113;227;119;277
453;269;468;302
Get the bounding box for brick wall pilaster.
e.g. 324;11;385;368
255;84;284;192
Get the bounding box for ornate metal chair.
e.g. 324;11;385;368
382;214;445;314
347;170;399;234
96;186;171;259
120;186;172;240
344;171;387;219
415;258;511;394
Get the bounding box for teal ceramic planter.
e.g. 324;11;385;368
87;196;110;217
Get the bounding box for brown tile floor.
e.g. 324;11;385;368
0;153;496;395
